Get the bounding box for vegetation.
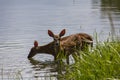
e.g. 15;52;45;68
1;35;120;80
0;69;23;80
63;40;120;80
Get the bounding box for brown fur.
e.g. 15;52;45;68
48;29;93;64
28;29;93;64
27;35;72;60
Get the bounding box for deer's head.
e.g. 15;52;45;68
48;29;66;47
28;40;39;58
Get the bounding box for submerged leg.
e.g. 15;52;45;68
66;55;69;64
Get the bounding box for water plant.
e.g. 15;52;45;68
63;40;120;80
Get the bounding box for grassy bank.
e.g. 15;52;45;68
1;40;120;80
63;41;120;80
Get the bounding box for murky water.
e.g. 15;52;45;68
0;0;120;80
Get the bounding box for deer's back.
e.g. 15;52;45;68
77;33;93;41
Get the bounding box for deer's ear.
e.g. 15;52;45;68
59;29;66;37
48;30;54;37
34;40;38;47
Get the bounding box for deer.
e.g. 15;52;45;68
28;29;93;64
48;29;93;64
27;35;73;61
28;41;56;60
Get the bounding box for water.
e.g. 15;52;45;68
0;0;120;80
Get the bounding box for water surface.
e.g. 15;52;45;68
0;0;120;80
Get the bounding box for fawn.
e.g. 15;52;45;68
28;41;56;59
27;35;71;60
48;29;93;64
28;29;93;64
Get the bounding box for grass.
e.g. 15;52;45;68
1;35;120;80
0;68;23;80
1;40;120;80
63;40;120;80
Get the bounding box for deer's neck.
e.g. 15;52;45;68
37;42;55;56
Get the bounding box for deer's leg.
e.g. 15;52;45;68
72;52;79;63
54;56;56;61
54;55;58;63
66;55;69;64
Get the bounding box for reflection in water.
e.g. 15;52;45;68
101;0;120;40
28;58;66;80
101;0;120;11
28;58;57;79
